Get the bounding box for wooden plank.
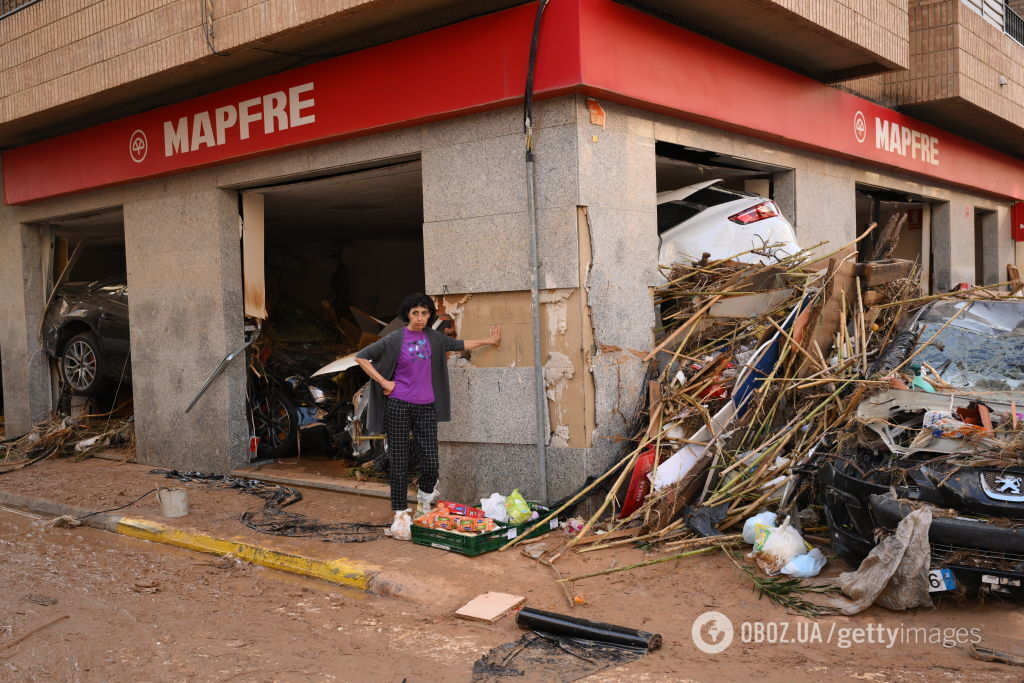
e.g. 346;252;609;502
455;592;526;623
855;259;913;287
862;290;884;307
229;469;417;503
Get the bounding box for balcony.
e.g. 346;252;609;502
858;0;1024;159
617;0;909;82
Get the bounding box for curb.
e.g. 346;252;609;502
0;491;404;596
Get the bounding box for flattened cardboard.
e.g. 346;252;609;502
455;592;526;623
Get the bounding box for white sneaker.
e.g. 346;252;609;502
386;509;412;541
416;488;439;517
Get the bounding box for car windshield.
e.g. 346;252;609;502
911;300;1024;393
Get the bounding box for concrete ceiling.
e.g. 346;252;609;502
618;0;900;82
261;160;423;243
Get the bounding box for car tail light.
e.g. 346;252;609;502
729;201;780;225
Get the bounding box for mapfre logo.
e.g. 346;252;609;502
129;129;148;163
853;111;867;144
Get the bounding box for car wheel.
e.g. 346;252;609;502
252;387;298;459
60;333;106;396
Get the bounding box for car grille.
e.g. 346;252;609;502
979;470;1024;502
931;543;1024;573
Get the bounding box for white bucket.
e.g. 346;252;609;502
156;487;189;518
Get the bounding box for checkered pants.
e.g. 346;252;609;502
384;398;439;511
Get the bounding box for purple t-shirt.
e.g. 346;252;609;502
389;328;435;404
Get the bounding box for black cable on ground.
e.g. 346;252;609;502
76;488;159;521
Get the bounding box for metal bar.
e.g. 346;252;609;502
0;0;44;21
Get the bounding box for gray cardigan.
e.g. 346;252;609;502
355;328;465;434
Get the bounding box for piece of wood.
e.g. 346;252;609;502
862;289;884;306
855;259;914;287
454;592;526;623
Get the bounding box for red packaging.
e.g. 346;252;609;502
437;500;485;518
619;445;656;519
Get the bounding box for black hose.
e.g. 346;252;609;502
523;0;551;149
516;607;662;652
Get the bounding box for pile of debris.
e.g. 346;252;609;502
507;221;1024;612
0;413;134;472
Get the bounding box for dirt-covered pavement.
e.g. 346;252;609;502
0;457;1022;682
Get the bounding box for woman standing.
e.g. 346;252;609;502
355;293;501;539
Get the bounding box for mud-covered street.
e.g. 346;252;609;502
0;507;480;682
2;495;1023;683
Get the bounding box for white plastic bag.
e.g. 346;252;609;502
754;521;807;574
780;547;827;578
480;493;509;523
386;510;412;541
743;511;778;544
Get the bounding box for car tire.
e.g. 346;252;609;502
253;387;298;460
59;333;106;396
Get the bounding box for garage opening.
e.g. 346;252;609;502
855;186;931;293
654;141;796;329
238;159;425;486
38;209;132;419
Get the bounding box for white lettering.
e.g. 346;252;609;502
872;116;940;165
214;105;238;145
288;82;316;127
190;111;215;151
889;123;901;154
161;82;317;157
875;118;889;151
164;117;189;157
263;92;288;134
238;97;262;140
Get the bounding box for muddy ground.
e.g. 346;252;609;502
0;457;1022;682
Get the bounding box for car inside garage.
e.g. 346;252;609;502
39;209;131;417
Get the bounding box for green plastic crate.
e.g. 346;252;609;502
411;506;559;556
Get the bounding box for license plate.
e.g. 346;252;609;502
928;568;956;592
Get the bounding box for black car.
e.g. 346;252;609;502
42;277;358;460
819;299;1024;597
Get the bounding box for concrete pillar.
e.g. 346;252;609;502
794;170;856;253
0;222;51;434
978;210;1001;286
123;182;247;472
931;199;975;290
773;170;797;226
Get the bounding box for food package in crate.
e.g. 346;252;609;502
438;501;487;518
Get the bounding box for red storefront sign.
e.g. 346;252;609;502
4;0;1023;205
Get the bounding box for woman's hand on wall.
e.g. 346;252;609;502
488;324;502;347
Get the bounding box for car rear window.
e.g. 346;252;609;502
657;186;753;232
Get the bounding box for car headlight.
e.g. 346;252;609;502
308;385;330;406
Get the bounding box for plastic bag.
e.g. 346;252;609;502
505;489;532;525
743;511;778;544
754;521;807;574
386;510;412;541
480;493;509;523
780;547;826;578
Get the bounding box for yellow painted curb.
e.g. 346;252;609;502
117;517;374;590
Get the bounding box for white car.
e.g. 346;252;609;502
658;179;801;268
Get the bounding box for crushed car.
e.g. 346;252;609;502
42;278;367;461
819;299;1024;597
657;178;801;267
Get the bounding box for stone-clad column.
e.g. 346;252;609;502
123;181;248;472
0;222;52;435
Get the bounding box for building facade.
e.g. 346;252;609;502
1;0;1022;504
